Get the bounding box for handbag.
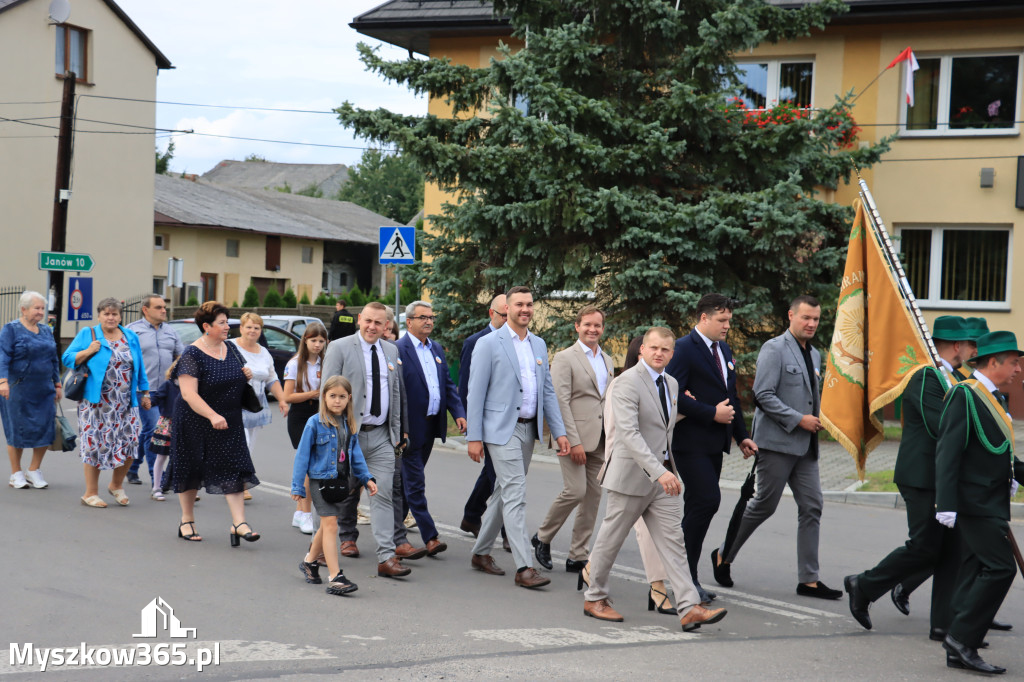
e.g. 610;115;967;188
227;342;263;413
49;403;77;452
317;430;354;503
62;327;94;402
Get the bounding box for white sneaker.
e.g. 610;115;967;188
299;512;315;535
356;506;371;525
23;470;47;489
8;471;28;489
292;510;303;528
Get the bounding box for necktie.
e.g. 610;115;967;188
656;376;669;424
710;341;726;386
370;345;381;417
994;391;1008;411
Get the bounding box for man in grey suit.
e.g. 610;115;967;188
710;295;842;599
533;305;614;573
322;301;419;578
583;327;727;630
467;285;570;589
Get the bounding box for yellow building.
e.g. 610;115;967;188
154;174;395;307
354;0;1024;339
0;0;170;330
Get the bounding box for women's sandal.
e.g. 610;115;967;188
243;490;252;501
150;490;166;501
648;586;678;615
81;495;107;508
178;521;201;542
230;522;260;547
107;488;130;506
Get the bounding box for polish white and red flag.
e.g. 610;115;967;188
887;47;920;106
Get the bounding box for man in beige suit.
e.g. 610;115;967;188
583;327;727;631
533;306;614;573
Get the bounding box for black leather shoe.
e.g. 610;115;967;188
933;629;988;648
844;575;872;630
460;518;481;537
126;472;142;485
710;548;733;587
991;619;1013;631
797;581;843;600
695;582;716;603
565;558;586;573
891;583;910;616
942;634;1005;674
531;533;553;570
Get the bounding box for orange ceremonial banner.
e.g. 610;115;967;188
820;199;932;478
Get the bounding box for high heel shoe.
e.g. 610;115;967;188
230;522;260;547
648;587;678;615
577;562;591;591
178;521;201;542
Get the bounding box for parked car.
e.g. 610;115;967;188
167;319;300;382
261;315;325;338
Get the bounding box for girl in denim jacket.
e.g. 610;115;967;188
292;375;377;595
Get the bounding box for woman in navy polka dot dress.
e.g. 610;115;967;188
171;301;260;545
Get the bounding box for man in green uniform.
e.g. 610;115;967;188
934;331;1023;674
844;317;969;636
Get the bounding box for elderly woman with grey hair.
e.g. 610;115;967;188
0;290;62;490
62;297;149;508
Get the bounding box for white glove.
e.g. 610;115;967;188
1012;480;1020;498
935;511;957;528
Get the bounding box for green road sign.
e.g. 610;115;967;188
38;251;95;272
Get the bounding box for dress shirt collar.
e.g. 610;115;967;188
577;339;602;358
972;369;998;394
503;323;531;344
640;358;664;383
694;327;715;349
358;334;381;355
414;336;433;351
939;357;955;373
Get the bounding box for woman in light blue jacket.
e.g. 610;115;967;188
292;374;376;596
62;297;149;508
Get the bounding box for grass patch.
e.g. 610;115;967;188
857;469;899;493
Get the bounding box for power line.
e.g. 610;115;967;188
78;93;339;115
165;129;393;151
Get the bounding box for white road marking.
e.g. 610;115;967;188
466;625;698;648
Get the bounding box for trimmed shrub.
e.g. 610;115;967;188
242;284;260;307
262;288;284;307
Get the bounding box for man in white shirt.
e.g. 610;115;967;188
533;306;614;573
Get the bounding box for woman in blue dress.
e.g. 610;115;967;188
0;291;62;490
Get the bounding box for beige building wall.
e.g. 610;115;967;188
152;226;323;306
0;0;162;323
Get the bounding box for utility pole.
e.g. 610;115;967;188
50;72;76;352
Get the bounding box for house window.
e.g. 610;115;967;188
154;234;166;250
226;239;239;258
898;226;1011;308
735;60;814;109
152;277;166;297
55;25;88;81
903;53;1021;135
301;246;314;264
266;235;281;271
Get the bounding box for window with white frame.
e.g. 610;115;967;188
152;277;166;297
735;60;814;109
154;234;166;250
897;225;1011;308
903;53;1021;135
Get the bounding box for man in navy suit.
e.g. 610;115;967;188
667;293;757;603
458;294;507;536
397;301;468;556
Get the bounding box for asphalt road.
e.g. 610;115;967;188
2;405;1023;680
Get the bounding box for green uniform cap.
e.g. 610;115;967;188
966;331;1024;364
962;317;989;340
931;315;971;342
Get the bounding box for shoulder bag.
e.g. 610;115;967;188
62;327;95;402
49;402;78;452
317;428;353;503
227;342;263;413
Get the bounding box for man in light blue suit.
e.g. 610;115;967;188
467;286;570;589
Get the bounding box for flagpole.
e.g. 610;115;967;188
855;176;942;368
850;68;888;105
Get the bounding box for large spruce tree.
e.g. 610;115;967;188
337;0;889;359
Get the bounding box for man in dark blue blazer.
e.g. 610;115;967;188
457;294;508;536
397;301;468;555
667;293;757;603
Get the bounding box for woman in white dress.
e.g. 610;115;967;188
229;312;288;501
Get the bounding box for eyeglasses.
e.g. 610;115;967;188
491;310;508;318
410;315;437;321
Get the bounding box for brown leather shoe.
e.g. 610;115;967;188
680;604;728;632
584;599;624;622
395;542;428;560
425;537;447;556
471;554;505;575
515;567;551;589
340;541;359;558
377;557;411;577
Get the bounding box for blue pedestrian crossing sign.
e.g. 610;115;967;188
379;226;416;264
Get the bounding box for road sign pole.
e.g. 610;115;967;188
395;268;401;331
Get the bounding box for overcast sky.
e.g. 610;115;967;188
113;0;426;174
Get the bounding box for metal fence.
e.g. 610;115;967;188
121;293;150;324
0;285;26;324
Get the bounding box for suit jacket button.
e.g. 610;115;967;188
516;407;520;410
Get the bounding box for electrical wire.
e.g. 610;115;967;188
78;93;339;115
